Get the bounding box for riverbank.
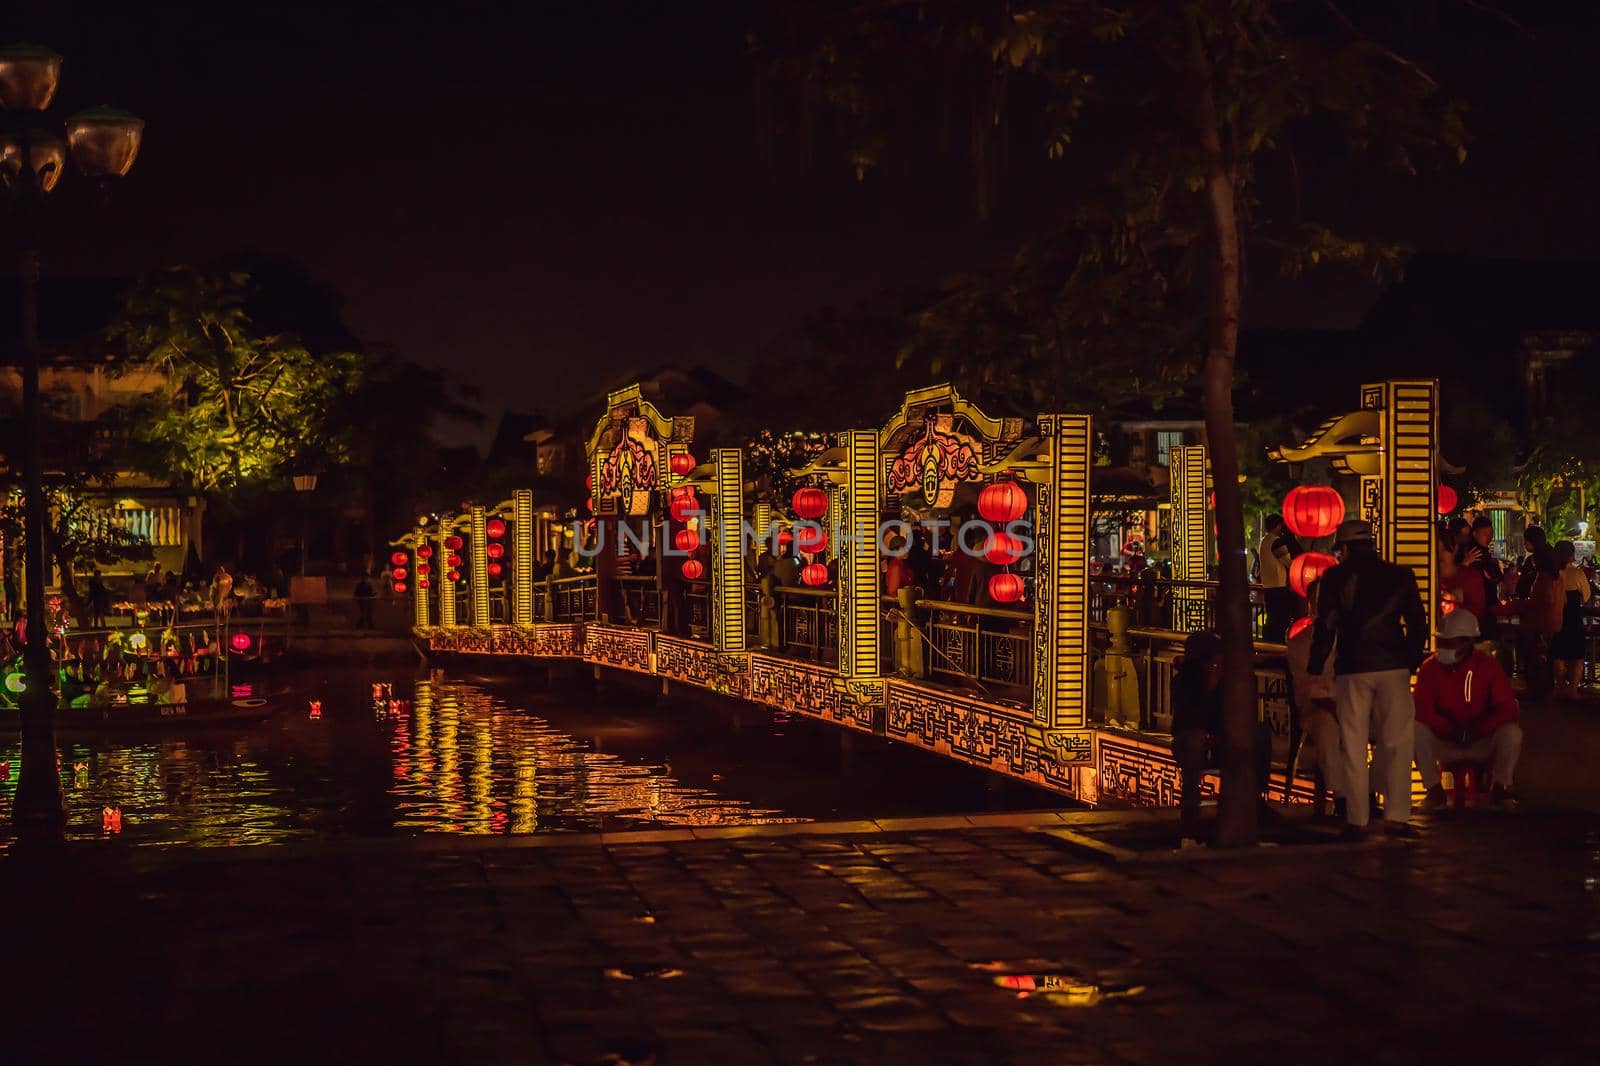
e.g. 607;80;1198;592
3;806;1593;1064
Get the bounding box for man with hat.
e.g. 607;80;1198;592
1309;518;1429;835
1414;609;1522;808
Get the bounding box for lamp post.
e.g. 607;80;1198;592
2;43;143;836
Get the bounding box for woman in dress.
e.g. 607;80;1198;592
1551;539;1593;700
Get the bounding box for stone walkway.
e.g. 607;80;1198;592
4;807;1595;1065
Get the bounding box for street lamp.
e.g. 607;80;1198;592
2;43;143;837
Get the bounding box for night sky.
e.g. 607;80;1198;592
7;2;1599;445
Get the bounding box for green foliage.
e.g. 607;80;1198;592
107;268;365;494
744;428;830;509
1517;353;1600;534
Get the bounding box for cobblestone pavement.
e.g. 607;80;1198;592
4;808;1596;1065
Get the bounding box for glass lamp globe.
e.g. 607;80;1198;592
0;43;62;111
66;106;144;178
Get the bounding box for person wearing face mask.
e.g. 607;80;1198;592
1414;609;1522;809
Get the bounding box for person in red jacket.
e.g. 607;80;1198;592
1413;609;1523;809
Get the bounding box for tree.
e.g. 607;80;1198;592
765;0;1465;845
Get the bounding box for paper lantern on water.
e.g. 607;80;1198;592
444;534;463;552
681;559;705;581
801;563;828;587
1287;616;1313;641
230;631;252;652
795;524;827;555
1288;551;1338;598
392;567;407;581
983;531;1024;566
1282;484;1344;539
669;495;700;523
486;542;505;559
674;528;700;553
487;562;503;578
792;487;829;521
988;573;1026;604
417;544;433;559
978;481;1027;524
670;452;697;476
486;517;506;539
1437;483;1458;515
390;550;408;567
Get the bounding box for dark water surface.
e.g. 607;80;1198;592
0;664;1064;850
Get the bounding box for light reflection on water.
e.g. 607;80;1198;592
0;673;800;851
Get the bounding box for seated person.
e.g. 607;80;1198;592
149;660;188;706
1171;630;1276;841
1286;579;1346;816
1414;609;1522;808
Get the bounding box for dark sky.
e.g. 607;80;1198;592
7;2;1599;445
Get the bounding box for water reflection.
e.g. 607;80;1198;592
0;672;800;852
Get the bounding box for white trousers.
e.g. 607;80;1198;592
1414;721;1522;790
1303;707;1347;798
1335;669;1414;826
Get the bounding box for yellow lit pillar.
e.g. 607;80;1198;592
1364;379;1439;652
412;528;430;628
1169;443;1211;632
752;501;772;544
469;506;491;627
512;490;535;626
437;526;457;628
837;430;881;688
712;448;746;652
1027;414;1094;763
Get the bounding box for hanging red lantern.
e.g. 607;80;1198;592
390;550;408;567
585;496;595;512
418;578;430;590
796;524;827;555
391;567;407;581
681;559;705;581
417;544;433;559
792;487;829;521
446;553;463;569
670;452;697;476
775;527;794;550
988;573;1025;604
444;534;463;551
487;542;505;559
983;531;1024;566
393;581;407;594
486;517;506;539
978;481;1028;524
1282;485;1345;539
801;563;828;587
674;528;700;553
230;631;252;653
1437;483;1458;515
446;568;461;583
669;495;699;523
1288;551;1338;598
585;472;594;490
670;484;695;499
1287;616;1313;641
416;562;430;576
487;562;503;578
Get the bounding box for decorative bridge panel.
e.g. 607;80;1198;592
749;655;873;733
655;636;750;699
583;624;653;674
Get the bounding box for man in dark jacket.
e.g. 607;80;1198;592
1309;519;1429;835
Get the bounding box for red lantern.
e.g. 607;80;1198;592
391;567;407;581
801;563;828;587
487;542;505;559
486;517;506;539
230;631;252;652
670;452;697;476
681;559;705;580
1282;485;1344;539
446;569;461;583
1287;616;1313;641
447;553;463;569
674;528;700;553
792;487;829;521
670;495;699;523
487;562;503;578
444;534;463;551
796;524;827;555
1288;551;1338;598
390;550;408;567
585;496;595;512
393;581;407;594
585;472;594;490
416;562;430;576
988;573;1025;604
983;531;1024;566
775;528;794;550
670;484;695;499
1437;483;1458;515
418;578;430;590
417;544;433;559
978;481;1027;524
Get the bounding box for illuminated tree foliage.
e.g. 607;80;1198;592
764;0;1468;846
107;267;364;494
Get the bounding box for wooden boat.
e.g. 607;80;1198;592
0;695;291;734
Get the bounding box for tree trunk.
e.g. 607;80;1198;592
1188;17;1258;848
50;536;86;624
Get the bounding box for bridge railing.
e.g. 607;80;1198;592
1090;576;1272;640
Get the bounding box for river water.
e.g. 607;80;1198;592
0;665;1063;850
